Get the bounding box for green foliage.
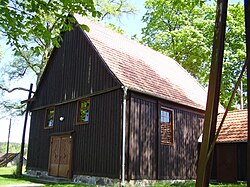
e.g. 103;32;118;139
142;1;246;109
0;0;99;83
0;0;100;117
106;23;125;34
0;142;28;156
94;0;137;20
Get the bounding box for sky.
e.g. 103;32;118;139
0;39;37;144
0;0;243;145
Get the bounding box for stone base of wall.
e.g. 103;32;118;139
26;169;193;186
26;169;48;178
125;179;194;186
26;169;119;186
73;175;120;186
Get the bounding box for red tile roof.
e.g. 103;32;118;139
217;109;247;142
75;15;210;111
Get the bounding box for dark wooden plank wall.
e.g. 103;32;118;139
237;142;247;180
27;25;123;178
27;89;122;178
211;142;247;182
32;26;119;109
158;105;203;179
73;89;122;178
27;109;51;171
216;143;237;183
127;92;204;180
27;101;83;171
127;93;158;180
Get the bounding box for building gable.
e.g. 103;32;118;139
75;15;209;111
32;26;121;108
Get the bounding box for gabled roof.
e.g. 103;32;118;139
74;15;209;111
217;109;247;143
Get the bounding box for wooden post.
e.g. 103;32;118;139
17;83;33;176
244;0;250;186
6;119;11;156
196;0;228;186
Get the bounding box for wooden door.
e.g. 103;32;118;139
49;136;61;176
48;135;73;178
217;144;237;183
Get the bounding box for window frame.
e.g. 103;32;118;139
160;107;174;145
44;107;55;129
76;98;90;125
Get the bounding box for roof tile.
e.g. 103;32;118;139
217;109;247;142
75;15;210;110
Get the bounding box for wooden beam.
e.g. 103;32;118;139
20;97;36;104
244;0;250;186
17;83;33;176
31;86;121;111
196;0;228;186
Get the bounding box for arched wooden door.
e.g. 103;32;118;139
48;135;73;178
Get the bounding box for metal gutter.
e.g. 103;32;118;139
121;86;127;186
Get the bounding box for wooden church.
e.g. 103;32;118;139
26;15;209;184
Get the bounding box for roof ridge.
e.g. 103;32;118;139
77;15;207;94
219;109;248;115
74;14;210;111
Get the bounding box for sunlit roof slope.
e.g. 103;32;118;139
75;14;210;111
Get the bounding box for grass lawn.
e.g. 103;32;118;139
154;181;247;187
0;166;89;186
0;166;35;185
0;166;247;186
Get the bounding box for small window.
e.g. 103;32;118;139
45;108;55;128
77;99;90;124
160;108;174;145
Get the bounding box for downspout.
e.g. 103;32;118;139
121;86;127;186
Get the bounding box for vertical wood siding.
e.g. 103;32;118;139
216;144;237;183
27;26;122;178
158;105;203;179
127;92;204;180
237;142;247;180
211;142;247;182
27;89;122;178
128;93;157;179
73;89;122;178
32;26;119;109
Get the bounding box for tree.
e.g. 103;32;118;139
0;0;136;117
94;0;137;20
141;0;246;108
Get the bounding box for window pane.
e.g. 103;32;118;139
80;100;88;108
165;112;170;123
78;99;90;123
161;110;170;123
80;108;89;122
46;108;54;127
160;108;173;145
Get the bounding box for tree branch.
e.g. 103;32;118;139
0;85;35;93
